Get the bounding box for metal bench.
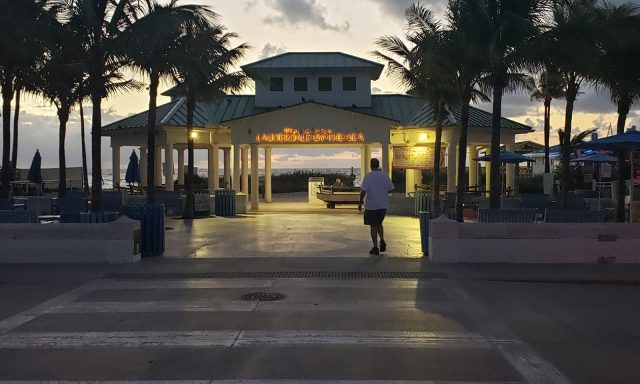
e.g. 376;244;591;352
477;209;538;223
544;209;608;223
0;210;38;223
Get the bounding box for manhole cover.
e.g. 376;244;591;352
241;292;286;301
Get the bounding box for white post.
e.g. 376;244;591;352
364;144;372;173
207;145;215;192
381;143;390;175
140;146;147;187
264;146;272;203
111;145;120;189
155;146;163;187
250;144;259;211
447;143;457;192
388;144;394;178
469;145;478;189
485;155;491;198
164;144;174;191
212;144;220;190
177;149;184;185
223;148;231;188
360;145;366;181
241;146;249;194
232;144;240;191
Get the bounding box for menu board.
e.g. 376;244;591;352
393;146;446;170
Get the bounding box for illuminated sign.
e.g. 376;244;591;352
256;127;365;143
393;146;445;170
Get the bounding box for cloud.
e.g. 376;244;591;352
260;0;350;32
259;43;287;59
368;0;447;21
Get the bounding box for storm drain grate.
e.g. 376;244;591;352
241;292;286;301
107;271;448;280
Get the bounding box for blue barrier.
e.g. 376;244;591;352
419;211;431;256
80;211;121;223
215;189;236;216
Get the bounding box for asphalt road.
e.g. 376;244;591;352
1;257;639;383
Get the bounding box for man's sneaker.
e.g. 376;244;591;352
379;240;387;252
369;247;380;255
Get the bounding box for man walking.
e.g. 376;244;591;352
358;158;394;255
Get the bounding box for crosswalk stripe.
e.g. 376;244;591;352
48;300;456;314
0;330;517;349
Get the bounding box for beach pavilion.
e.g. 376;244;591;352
102;52;532;211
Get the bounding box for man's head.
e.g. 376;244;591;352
336;178;341;183
370;158;380;170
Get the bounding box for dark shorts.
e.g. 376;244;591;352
364;209;386;226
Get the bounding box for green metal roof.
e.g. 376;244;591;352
102;94;532;133
242;52;384;80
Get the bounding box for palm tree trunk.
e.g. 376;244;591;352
490;83;503;209
11;86;20;180
456;94;472;222
79;101;89;192
90;90;102;211
183;94;196;219
615;102;630;222
146;70;159;205
432;98;444;217
0;74;14;199
57;104;70;198
562;81;578;208
544;99;551;174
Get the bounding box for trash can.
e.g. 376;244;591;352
123;204;165;257
215;189;236;216
194;192;211;217
414;190;431;216
419;211;431;256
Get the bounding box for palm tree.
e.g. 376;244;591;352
530;68;566;173
0;0;50;197
556;127;597;192
122;0;217;205
374;4;456;217
171;24;249;219
547;0;600;205
79;100;89;192
594;1;640;221
64;0;140;210
472;0;550;208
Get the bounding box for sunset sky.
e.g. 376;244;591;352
13;0;639;170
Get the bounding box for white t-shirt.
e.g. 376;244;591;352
361;170;394;210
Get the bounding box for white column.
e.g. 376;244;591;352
405;169;416;196
447;143;457;192
250;144;259;211
360;145;366;181
177;149;185;185
241;146;249;194
505;143;515;193
469;145;478;188
364;144;372;173
212;144;220;190
232;144;241;191
485;153;491;197
140;146;147;187
111;145;120;188
223;148;231;188
164;144;174;191
207;145;215;192
264;147;272;203
388;144;394;178
381;143;390;175
154;146;162;187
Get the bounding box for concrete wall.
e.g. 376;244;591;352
0;217;141;264
429;218;640;264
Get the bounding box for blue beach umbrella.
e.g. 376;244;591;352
474;150;535;164
125;150;141;184
570;153;618;163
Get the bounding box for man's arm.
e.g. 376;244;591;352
358;190;366;211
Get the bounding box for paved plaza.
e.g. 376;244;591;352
1;205;640;383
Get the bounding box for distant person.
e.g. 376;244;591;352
333;178;344;187
358;158;394;255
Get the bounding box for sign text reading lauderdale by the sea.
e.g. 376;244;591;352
256;127;365;144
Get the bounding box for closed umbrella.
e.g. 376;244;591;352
125;150;141;185
27;149;43;195
579;128;640;222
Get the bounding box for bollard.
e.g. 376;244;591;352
215;189;236;216
419;211;431;256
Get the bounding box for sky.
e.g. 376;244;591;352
11;0;640;171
